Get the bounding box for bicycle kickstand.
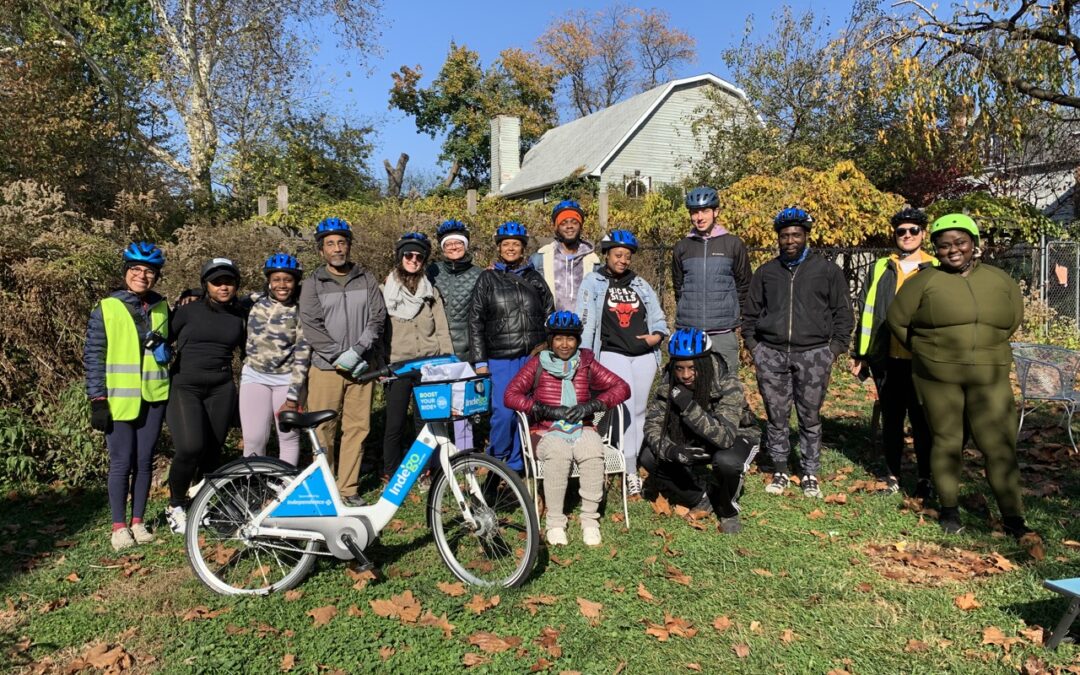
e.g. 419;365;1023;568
340;533;377;573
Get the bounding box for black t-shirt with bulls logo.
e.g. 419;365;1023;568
600;272;651;357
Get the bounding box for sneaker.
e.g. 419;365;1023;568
343;494;368;507
626;474;642;497
801;475;822;499
165;505;187;535
719;516;742;535
914;478;935;501
765;472;790;495
130;522;155;544
546;527;567;546
111;527;135;551
690;492;714;516
879;476;900;495
939;514;964;534
582;527;602;547
186;479;205;499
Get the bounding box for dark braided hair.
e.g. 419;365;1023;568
663;354;716;444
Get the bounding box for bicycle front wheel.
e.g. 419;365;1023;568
185;459;318;595
428;453;539;588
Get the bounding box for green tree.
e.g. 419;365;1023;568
389;43;558;189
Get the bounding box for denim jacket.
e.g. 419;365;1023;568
577;270;668;365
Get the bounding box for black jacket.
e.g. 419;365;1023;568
671;232;750;332
427;256;483;360
468;263;554;362
742;250;854;354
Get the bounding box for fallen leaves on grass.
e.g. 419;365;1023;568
535;626;562;658
954;593;982;611
643;613;698;641
780;629;797;643
824;493;848;505
637;583;656;602
437;581;466;597
712;616;733;633
347;604;364;617
576;597;602;625
418;611;455;638
521;594;558;615
64;572;80;583
370;590;421;623
1020;532;1046;561
981;626;1023;653
732;643;750;659
807;509;826;520
863;542;1020;585
751;568;773;578
280;653;296;671
1019;625;1045;646
346;568;377;591
181;606;231;621
67;643;134;672
904;639;930;653
462;653;491;667
465;594;500;615
306;605;338;626
283;590;303;602
664;564;692;586
39;598;68;614
1063;539;1080;550
468;631;523;654
650;494;672;516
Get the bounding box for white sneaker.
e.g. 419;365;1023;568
582;527;602;547
111;527;135;551
186;479;206;499
130;522;155;544
166;505;187;535
546;527;567;546
626;474;642;497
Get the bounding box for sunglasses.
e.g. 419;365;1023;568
895;226;923;237
402;252;426;261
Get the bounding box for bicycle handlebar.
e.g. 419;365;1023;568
356;364;391;384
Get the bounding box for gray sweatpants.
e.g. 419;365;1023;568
536;428;605;530
752;343;834;476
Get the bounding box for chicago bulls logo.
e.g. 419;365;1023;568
606;287;641;328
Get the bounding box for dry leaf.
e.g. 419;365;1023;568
529;657;553;672
1062;539;1080;549
645;622;669;641
347;604;364;618
522;594;558;616
465;594;500;615
780;629;796;643
536;626;562;658
824;493;848;505
650;494;672;516
418;611;455;638
346;568;377;591
462;652;491;667
280;653;296;671
904;639;929;653
673;505;690;517
1020;533;1046;561
68;643;134;672
749;620;762;633
982;626;1022;653
712;616;733;632
437;581;467;597
65;572;80;583
379;646;395;661
686;664;702;672
855;583;873;593
283;590;303;602
1019;625;1045;646
954;593;982;611
807;509;826;520
732;643;750;659
370;590;422;623
181;606;230;621
751;568;774;578
664;564;692;586
468;631;522;654
306;605;338;626
576;597;602;625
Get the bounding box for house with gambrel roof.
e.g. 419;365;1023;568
489;73;753;202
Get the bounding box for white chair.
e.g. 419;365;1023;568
516;404;631;528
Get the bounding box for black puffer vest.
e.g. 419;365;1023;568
427;256;483;359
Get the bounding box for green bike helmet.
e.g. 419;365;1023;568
929;213;979;244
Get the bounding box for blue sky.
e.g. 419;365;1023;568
306;1;855;184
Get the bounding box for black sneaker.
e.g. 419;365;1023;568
879;476;900;495
914;478;935;501
718;516;742;535
765;472;789;495
690;492;714;515
939;514;964;534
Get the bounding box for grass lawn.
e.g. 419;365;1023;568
2;368;1079;674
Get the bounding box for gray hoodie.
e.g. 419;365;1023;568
298;263;387;370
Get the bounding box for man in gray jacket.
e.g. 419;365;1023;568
299;217;386;505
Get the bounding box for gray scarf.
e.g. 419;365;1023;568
383;271;434;320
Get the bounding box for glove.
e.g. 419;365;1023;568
669;385;695;411
532;403;572;421
672;445;712;466
333;348;362;373
563;399;605;424
90;399;111;432
349;358;369;379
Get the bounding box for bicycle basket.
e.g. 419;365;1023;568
412;375;492;421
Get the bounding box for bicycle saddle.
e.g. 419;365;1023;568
278;410;337;432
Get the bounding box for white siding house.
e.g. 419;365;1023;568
490;74;752;202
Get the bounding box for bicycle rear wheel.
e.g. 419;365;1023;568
185;459;318;595
428;453;539;588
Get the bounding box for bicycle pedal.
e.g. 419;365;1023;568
340;533;376;572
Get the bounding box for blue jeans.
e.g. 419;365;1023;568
488;356;529;471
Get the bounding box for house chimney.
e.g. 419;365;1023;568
490;115;521;194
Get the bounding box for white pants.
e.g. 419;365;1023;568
598;351;657;474
239;381;300;466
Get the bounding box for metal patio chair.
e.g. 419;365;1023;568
1011;342;1080;453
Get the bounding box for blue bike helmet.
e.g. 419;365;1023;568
263;253;303;278
599;229;639;253
395;231;432;260
551;199;585;223
545;310;584;336
314;217;352;243
685;187;719;209
122;241;165;271
494;221;529;244
774;207;813;231
668;328;712;359
436;219;470;243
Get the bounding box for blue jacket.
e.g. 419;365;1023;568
577;270;669;365
671;231;750;332
84;289;167;399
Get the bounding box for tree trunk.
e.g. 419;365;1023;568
442;160;459;189
384;152;409;197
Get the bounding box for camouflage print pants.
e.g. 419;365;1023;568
752;343;834;476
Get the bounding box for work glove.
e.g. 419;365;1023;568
563;399;605;424
90;399;111;432
333;348;362;373
672;445;712;466
532;403;572;421
669;385;695;412
349;358;369;379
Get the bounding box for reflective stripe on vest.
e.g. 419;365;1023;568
857;258;891;356
101;297;170;421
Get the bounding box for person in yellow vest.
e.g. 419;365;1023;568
851;208;938;497
84;242;171;551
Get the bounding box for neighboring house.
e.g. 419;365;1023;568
979;121;1080;222
489;73;753;202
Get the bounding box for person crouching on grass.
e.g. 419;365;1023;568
504;311;629;547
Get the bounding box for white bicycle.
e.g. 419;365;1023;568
184;356;540;595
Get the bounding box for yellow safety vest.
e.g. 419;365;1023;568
858;254;939;356
101;297;170;420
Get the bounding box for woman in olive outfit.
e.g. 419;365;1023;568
84;242;171;551
887;214;1032;538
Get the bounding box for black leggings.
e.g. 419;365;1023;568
639;437;757;518
166;372;236;507
382;378;421;477
874;358;931;480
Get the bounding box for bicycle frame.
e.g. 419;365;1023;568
242;420;481;560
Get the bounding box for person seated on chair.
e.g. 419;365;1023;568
641;328;759;534
504;311;630;547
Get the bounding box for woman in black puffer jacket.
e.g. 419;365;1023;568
468;221;553;472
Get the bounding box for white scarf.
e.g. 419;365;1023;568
383;271;434;320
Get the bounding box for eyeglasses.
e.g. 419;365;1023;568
402;252;425;261
126;267;157;278
895;226;923;237
442;241;465;249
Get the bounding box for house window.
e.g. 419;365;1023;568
624;172;651;198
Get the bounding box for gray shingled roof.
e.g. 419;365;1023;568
497;73;748;198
